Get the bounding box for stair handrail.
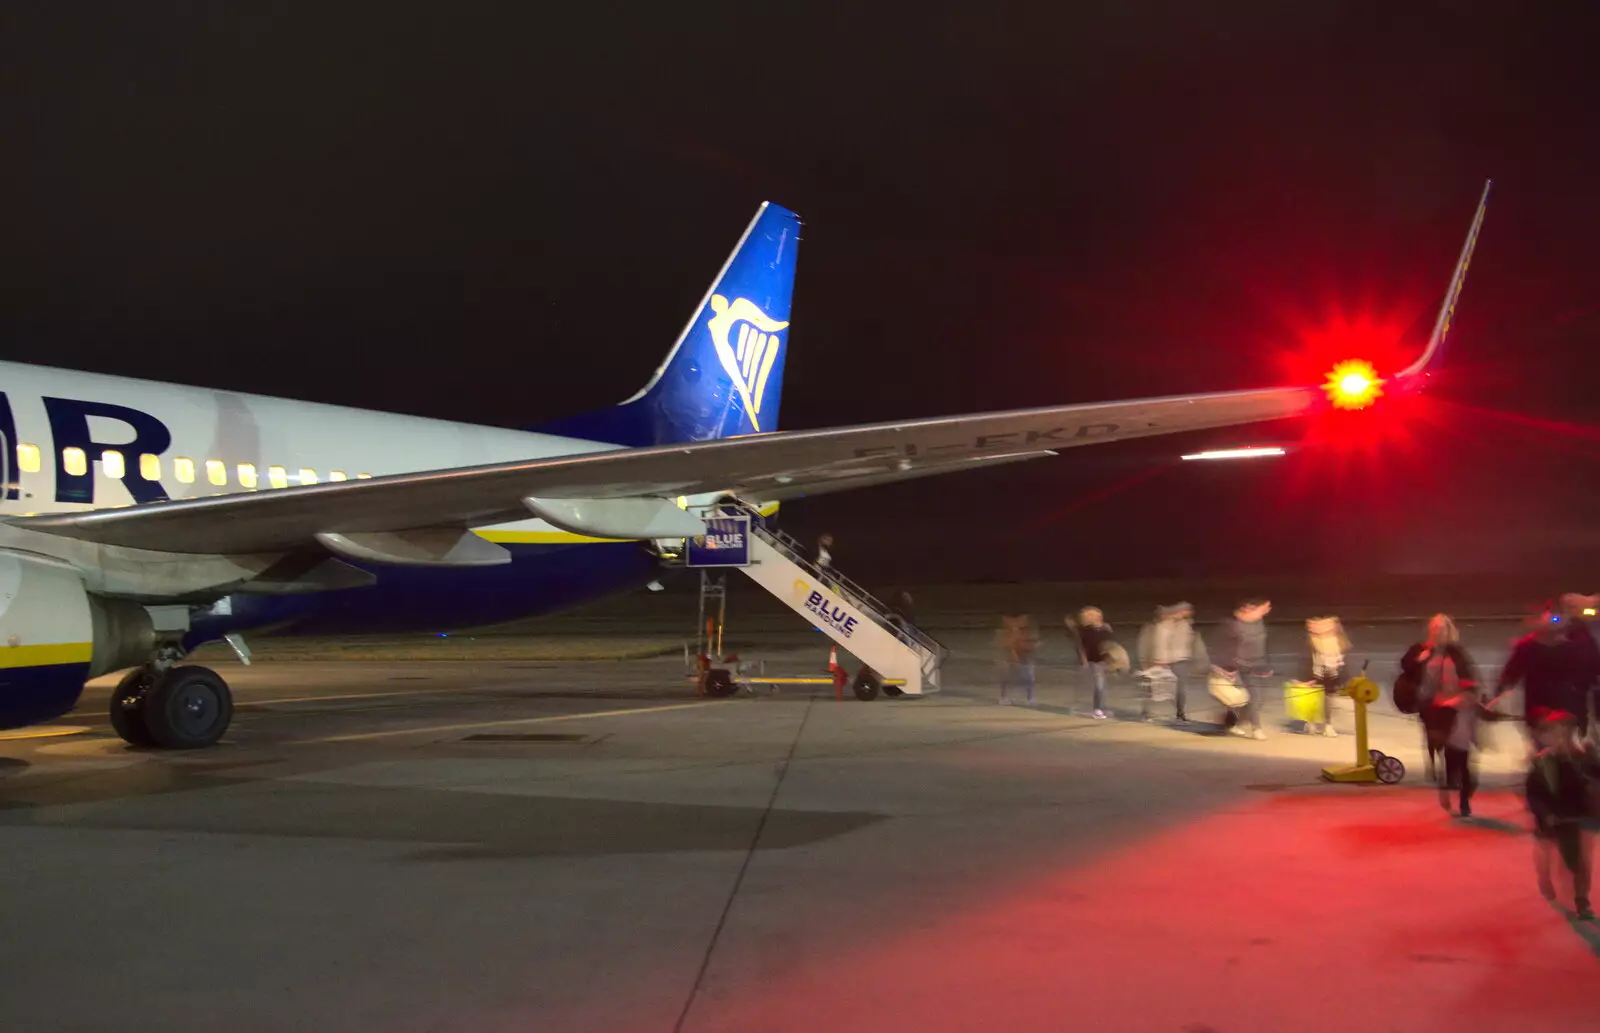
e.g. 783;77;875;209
711;500;948;662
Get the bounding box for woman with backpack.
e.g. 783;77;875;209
1397;614;1481;786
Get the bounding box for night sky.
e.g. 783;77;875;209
5;4;1598;584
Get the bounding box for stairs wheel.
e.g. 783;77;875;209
852;670;882;701
702;669;737;698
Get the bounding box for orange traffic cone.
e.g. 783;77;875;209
828;646;848;700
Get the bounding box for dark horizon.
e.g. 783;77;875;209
6;3;1599;584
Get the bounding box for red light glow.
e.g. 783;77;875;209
1323;359;1383;409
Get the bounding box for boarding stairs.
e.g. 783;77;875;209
704;504;946;697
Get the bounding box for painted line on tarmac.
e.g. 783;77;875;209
236;688;459;707
295;700;729;744
0;725;90;741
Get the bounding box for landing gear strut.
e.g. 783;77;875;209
109;663;234;750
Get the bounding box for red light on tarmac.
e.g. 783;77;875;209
1323;359;1383;410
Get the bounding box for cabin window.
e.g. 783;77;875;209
101;450;126;479
174;457;195;483
63;447;87;477
237;463;258;489
16;443;40;473
206;459;227;486
298;468;318;485
140;453;161;480
329;470;347;482
356;472;372;479
268;465;288;489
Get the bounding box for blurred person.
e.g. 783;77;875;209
1303;616;1351;737
1399;614;1481;782
1560;591;1598;636
1525;708;1598;920
814;533;835;577
1430;639;1489;817
1489;607;1600;741
1072;607;1116;719
1138;603;1201;724
997;614;1039;706
1217;599;1272;739
1560;592;1600;735
885;589;917;646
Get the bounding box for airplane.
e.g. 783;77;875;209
0;181;1490;749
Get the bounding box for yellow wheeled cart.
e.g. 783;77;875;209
1321;667;1406;784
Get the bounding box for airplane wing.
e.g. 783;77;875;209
12;179;1491;561
12;386;1314;556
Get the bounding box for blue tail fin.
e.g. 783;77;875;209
537;202;802;446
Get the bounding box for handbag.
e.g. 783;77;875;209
1208;668;1249;708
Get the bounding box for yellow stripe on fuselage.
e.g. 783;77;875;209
0;643;93;669
474;502;779;546
476;530;622;544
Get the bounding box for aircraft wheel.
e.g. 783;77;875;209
108;668;157;747
1375;754;1406;785
143;666;233;749
852;670;881;701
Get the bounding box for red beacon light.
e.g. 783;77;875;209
1323;359;1384;410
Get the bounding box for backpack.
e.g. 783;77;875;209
1393;669;1421;714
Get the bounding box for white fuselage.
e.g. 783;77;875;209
0;359;621;546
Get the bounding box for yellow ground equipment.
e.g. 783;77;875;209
1320;668;1405;784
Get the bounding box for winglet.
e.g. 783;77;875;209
1395;179;1491;383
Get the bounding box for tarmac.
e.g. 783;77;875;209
0;620;1594;1032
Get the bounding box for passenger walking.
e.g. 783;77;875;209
1137;603;1201;724
997;614;1039;706
1430;640;1488;817
1303;616;1350;737
1560;592;1600;738
1217;600;1271;739
812;534;838;591
1073;607;1116;719
1489;607;1600;744
1524;707;1598;920
1399;614;1479;782
814;533;835;577
886;589;916;642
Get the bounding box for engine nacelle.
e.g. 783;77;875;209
0;551;98;729
87;595;157;678
0;550;169;730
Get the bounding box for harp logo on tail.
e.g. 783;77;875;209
706;294;788;431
